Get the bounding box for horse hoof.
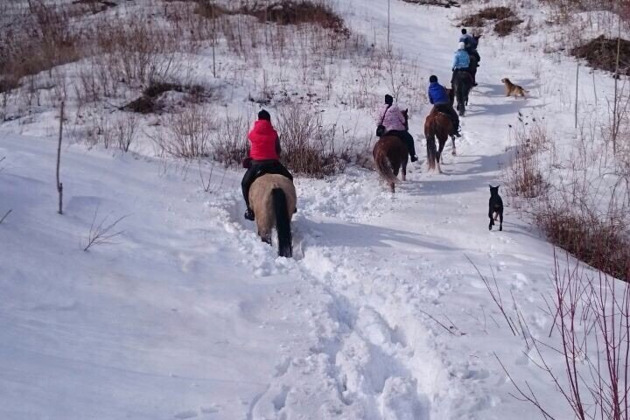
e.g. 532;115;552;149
452;150;457;156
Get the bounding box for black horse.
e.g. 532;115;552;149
452;70;474;116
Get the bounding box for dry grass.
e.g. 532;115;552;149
535;208;629;280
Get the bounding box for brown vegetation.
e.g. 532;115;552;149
570;36;630;75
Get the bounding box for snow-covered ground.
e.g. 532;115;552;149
1;0;627;419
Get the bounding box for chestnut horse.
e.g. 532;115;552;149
424;89;457;173
249;174;297;258
373;110;409;193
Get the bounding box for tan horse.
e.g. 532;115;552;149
249;174;297;258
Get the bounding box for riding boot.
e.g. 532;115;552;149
402;132;418;162
241;166;257;220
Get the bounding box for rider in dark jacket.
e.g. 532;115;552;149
428;75;461;137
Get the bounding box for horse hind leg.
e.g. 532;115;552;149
451;136;457;156
401;161;407;181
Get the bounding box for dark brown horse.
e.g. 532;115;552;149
373;109;409;193
424;91;457;173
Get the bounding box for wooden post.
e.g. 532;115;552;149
56;101;64;215
612;17;621;154
387;0;391;52
211;1;217;77
574;62;579;130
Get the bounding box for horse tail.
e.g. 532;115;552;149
425;118;438;170
374;144;398;188
272;187;292;258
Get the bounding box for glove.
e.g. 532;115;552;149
242;157;252;169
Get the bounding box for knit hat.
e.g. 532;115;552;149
385;94;394;105
429;75;438;83
258;109;271;121
461;28;467;35
458;42;466;50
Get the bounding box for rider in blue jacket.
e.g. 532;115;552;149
460;29;480;85
452;42;470;71
428;75;461;137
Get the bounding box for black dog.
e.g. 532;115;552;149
488;185;503;231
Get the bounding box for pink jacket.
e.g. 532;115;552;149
376;104;406;132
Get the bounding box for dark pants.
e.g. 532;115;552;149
434;104;460;133
242;160;293;209
451;69;473;85
388;130;416;158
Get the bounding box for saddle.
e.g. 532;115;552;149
383;130;407;142
250;160;294;184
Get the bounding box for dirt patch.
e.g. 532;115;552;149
494;18;523;37
123;82;209;113
571;36;630;75
194;2;229;19
242;1;349;36
123;96;160;114
72;0;117;14
401;0;460;8
462;7;521;36
462;7;514;27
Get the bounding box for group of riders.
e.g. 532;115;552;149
240;29;481;221
377;28;481;162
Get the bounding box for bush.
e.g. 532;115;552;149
154;105;214;158
505;120;548;199
535;209;629;281
276;105;343;177
212;114;249;167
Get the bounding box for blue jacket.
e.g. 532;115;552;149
459;34;477;49
428;82;449;105
453;50;470;70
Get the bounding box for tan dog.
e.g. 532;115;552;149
501;78;527;97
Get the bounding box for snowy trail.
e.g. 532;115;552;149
239;1;568;418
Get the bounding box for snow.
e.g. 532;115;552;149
0;0;627;419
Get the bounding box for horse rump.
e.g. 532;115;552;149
272;187;293;258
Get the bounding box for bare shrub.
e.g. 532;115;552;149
505;120;548;199
0;0;83;85
115;113;137;152
535;208;629;280
212;114;249;167
84;206;127;251
480;250;630;420
154;105;214;158
94;18;181;86
276;104;343;177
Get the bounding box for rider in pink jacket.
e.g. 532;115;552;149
376;94;418;162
